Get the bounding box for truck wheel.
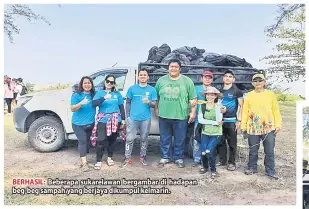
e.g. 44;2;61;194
28;116;65;152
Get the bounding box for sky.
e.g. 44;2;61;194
4;4;305;95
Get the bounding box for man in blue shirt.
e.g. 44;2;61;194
217;69;243;171
120;69;157;167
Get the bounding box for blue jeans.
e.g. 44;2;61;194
201;134;220;172
159;117;188;161
248;131;276;175
193;123;201;163
125;119;151;158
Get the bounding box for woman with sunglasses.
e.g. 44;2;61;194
241;73;282;180
92;75;126;169
70;76;96;172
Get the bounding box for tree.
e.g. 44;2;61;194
261;4;305;82
4;4;51;43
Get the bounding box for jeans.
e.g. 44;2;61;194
201;134;220;172
217;122;237;165
72;123;94;157
159;117;188;161
248;131;276;175
125;118;151;158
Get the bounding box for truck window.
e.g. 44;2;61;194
93;73;126;91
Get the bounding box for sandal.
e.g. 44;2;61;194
227;164;236;171
94;162;102;170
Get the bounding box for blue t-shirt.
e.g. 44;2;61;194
71;92;96;126
220;85;243;123
126;84;158;121
195;85;207;124
93;90;124;123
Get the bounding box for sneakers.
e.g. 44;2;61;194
119;158;132;168
199;167;207;174
211;171;218;178
140;156;148;166
175;159;185;168
158;158;170;168
192;161;201;167
106;157;115;166
216;162;227;166
244;168;258;175
266;174;279;180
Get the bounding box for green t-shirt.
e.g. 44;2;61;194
200;105;223;136
155;75;196;120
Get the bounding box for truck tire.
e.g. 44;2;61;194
28;116;65;152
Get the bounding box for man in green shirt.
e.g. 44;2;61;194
155;59;197;168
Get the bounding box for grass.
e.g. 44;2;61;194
3;101;297;205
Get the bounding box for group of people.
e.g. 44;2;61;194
71;58;282;180
3;77;27;115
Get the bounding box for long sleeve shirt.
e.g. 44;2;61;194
241;89;282;135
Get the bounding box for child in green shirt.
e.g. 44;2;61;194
198;86;224;177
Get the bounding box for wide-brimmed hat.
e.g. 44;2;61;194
199;86;222;98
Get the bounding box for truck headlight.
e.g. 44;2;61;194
17;96;33;107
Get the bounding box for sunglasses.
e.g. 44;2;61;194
252;79;264;83
106;80;115;85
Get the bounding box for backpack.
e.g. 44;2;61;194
20;85;28;96
194;103;207;143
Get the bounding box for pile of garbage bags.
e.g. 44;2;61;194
141;44;256;90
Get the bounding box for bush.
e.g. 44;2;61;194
275;93;303;102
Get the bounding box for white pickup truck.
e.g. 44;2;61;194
13;62;262;154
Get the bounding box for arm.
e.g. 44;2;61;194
197;106;218;125
71;103;83;112
125;98;131;118
272;92;282;129
92;97;105;107
119;104;126;120
237;98;244;121
148;101;157;108
240;96;249;131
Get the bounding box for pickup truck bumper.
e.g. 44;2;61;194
13;106;30;133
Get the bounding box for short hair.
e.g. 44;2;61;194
138;69;148;76
168;59;181;68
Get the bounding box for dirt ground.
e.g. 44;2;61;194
4;102;296;205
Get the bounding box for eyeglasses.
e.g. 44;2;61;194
106;80;115;85
252;79;264;83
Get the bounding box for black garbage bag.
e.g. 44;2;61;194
156;44;171;61
140;60;158;73
173;46;205;61
146;44;171;63
204;53;227;66
223;54;253;67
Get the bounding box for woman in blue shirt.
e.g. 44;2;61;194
70;76;96;172
92;75;126;169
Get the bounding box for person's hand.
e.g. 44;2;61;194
80;97;89;105
120;120;126;130
155;108;159;117
142;97;150;104
217;121;223;126
104;93;112;100
274;127;281;134
189;99;197;107
188;112;196;123
220;106;227;113
235;121;241;131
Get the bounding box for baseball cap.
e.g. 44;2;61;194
252;73;265;81
202;70;213;78
224;69;235;77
